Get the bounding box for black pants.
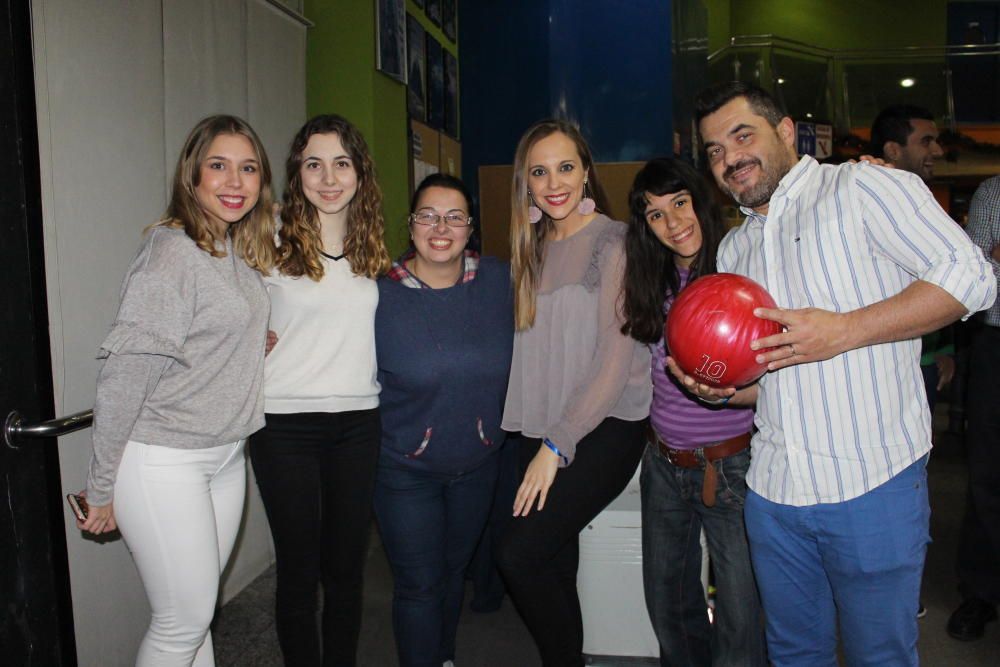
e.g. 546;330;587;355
957;325;1000;603
249;409;381;667
496;418;646;667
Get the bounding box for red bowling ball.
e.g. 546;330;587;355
666;273;783;388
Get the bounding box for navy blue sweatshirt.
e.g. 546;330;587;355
375;256;514;474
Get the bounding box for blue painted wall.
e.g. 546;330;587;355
459;0;673;200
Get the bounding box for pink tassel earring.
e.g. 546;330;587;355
527;190;542;224
577;180;596;215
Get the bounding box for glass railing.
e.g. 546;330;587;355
708;35;1000;134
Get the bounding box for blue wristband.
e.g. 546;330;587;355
543;438;569;466
698;394;732;406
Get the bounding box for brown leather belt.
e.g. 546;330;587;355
649;429;751;507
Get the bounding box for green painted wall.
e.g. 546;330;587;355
707;0;948;50
304;0;458;257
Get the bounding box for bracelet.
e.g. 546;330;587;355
543;438;569;466
698;394;733;406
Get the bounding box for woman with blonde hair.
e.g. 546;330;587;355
251;113;390;666
81;114;274;666
497;119;652;666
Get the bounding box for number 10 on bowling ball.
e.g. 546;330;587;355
665;273;783;388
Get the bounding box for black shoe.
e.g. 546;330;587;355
947;597;998;641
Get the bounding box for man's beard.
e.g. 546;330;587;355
723;157;789;209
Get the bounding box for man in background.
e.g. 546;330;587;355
871;105;955;418
949;174;1000;641
870;104;944;181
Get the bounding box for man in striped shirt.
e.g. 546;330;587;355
672;82;996;666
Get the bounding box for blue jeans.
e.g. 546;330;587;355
373;455;500;667
744;455;930;667
640;443;766;667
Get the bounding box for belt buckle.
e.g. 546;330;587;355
664;445;681;466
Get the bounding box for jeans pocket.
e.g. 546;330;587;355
715;450;751;508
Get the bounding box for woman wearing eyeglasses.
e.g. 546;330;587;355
373;173;514;667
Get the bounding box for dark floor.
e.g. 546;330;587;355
214;409;1000;666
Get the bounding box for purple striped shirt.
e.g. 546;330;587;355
650;269;755;449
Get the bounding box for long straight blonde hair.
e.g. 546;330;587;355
154;114;276;274
509;119;611;330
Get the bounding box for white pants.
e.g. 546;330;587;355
114;440;247;667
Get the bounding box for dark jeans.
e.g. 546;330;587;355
640;444;766;667
469;436;521;611
496;417;646;667
921;362;939;413
374;455;500;667
957;325;1000;603
249;409;381;667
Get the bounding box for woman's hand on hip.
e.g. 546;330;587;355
513;444;560;517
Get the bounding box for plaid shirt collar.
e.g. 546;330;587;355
387;249;480;289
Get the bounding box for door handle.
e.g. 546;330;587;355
4;409;93;449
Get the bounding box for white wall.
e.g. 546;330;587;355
32;2;307;665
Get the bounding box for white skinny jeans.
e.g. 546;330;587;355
114;439;246;667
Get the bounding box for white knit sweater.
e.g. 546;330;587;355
263;255;380;413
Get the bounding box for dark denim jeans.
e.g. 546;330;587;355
957;325;1000;603
373;455;500;667
640;443;766;667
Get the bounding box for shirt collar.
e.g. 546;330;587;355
388;249;480;289
739;155;817;225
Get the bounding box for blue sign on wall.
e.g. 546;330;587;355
796;122;816;156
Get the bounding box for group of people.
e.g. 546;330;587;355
78;80;997;667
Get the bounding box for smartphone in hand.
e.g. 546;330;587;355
67;493;89;521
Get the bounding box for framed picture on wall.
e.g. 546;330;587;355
444;50;458;138
442;0;456;42
376;0;406;84
426;0;441;27
406;14;426;121
426;35;444;130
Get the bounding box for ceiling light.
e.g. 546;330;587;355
900;78;915;88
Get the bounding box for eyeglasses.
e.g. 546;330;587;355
409;211;473;228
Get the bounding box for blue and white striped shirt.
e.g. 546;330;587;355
718;156;996;505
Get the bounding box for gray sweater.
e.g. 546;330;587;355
86;227;269;505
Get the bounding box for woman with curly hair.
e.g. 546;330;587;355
80;114;275;666
249;114;391;666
